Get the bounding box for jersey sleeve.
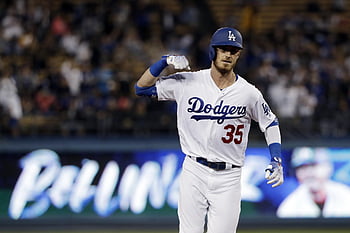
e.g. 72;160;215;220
156;73;184;101
251;91;277;132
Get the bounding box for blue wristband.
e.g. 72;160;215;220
149;57;168;77
269;142;281;161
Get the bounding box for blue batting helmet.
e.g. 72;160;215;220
291;147;330;168
209;27;243;61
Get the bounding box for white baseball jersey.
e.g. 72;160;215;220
156;69;276;166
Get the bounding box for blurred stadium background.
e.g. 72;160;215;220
0;0;350;232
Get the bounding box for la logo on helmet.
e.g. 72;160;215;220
228;31;236;41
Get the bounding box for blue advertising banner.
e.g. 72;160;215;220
1;146;350;220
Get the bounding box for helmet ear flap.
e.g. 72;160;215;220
209;46;216;61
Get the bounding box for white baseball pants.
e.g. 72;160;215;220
178;156;242;233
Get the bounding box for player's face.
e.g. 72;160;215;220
213;46;241;73
295;162;331;192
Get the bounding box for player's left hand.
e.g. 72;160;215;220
265;157;284;187
166;55;191;70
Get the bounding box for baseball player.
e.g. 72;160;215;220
135;27;283;233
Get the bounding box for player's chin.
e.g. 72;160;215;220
214;60;234;72
217;64;233;73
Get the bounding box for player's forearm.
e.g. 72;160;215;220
264;122;283;187
135;56;168;97
137;56;169;87
137;69;158;87
264;123;282;159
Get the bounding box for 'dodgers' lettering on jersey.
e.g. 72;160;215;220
187;97;246;124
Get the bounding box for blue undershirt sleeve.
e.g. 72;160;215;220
135;84;157;97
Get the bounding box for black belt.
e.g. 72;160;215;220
188;155;240;171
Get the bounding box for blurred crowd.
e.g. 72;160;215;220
0;0;349;139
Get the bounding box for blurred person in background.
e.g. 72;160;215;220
0;68;23;136
277;147;350;218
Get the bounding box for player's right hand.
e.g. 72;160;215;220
165;55;191;70
265;157;284;188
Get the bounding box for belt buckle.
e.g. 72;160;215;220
217;162;226;171
208;161;225;171
207;161;215;170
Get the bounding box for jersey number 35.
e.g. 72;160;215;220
221;124;244;144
